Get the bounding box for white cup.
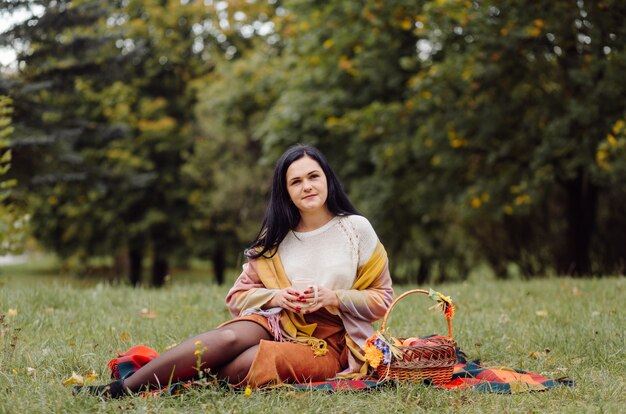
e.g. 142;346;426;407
291;278;315;309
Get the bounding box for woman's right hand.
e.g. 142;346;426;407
267;287;307;313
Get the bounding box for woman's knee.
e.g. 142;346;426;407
212;321;270;349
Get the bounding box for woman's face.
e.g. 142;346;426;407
285;156;329;214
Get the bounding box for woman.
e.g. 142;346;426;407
74;144;393;398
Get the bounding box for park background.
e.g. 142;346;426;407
0;1;624;413
1;0;625;286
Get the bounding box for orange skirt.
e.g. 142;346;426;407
221;309;348;387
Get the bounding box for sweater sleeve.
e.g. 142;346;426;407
335;241;393;323
225;260;276;316
335;256;393;322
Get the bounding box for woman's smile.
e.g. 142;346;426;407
286;156;329;214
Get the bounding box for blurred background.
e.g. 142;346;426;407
0;0;625;287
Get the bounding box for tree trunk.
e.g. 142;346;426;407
558;170;598;276
212;244;226;285
151;254;169;287
129;248;143;287
416;259;430;285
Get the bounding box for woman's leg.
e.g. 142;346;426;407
122;320;271;391
216;344;261;384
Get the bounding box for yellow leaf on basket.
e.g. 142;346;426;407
62;372;84;386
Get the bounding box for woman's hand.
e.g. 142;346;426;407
300;285;339;314
267;287;308;313
268;285;339;314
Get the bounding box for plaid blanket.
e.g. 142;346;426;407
107;345;574;395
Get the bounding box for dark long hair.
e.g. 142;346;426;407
246;144;358;258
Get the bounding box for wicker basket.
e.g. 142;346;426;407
375;289;457;385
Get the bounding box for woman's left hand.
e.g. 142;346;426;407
301;285;339;313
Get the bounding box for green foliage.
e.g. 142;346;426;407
246;0;626;280
184;49;276;269
2;0;225;283
0;274;624;412
402;0;626;276
0;94;27;254
1;0;625;282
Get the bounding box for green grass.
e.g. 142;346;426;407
0;266;624;413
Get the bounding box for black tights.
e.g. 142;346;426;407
122;320;271;391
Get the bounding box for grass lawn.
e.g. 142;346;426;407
0;262;624;413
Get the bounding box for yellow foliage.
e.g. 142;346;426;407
137;116;177;133
400;19;413;31
326;116;341;127
140;97;168;116
595;149;610;170
323;38;334;49
607;134;617;147
514;194;531;205
450;139;466;148
448;129;467;148
470;197;481;208
338;56;358;76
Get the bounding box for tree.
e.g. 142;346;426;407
402;0;626;276
0;94;25;254
1;0;134;269
1;0;214;285
251;0;474;282
249;0;626;279
184;1;285;283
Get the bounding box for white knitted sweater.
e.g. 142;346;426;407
277;215;379;290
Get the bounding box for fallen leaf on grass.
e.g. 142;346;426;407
535;309;548;317
85;371;98;383
27;367;36;375
529;348;551;358
62;372;84;386
140;308;158;319
7;308;17;317
119;331;131;342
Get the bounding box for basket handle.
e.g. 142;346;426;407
380;289;454;340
